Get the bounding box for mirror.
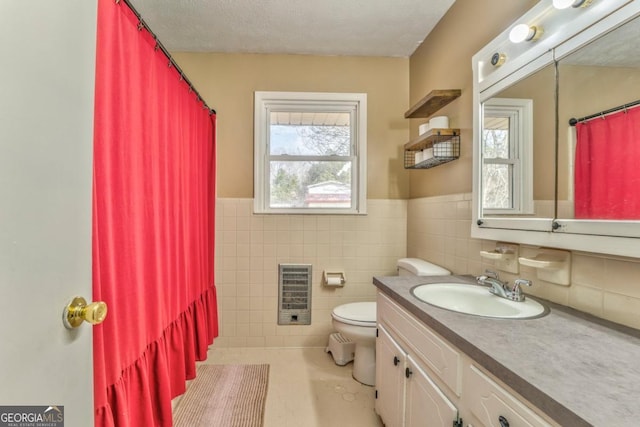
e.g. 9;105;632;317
480;63;555;219
472;1;640;257
557;14;640;220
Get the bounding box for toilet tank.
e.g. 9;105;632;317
397;258;450;276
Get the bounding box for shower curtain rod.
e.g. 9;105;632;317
116;0;216;115
569;98;640;126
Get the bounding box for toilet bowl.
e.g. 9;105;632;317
330;258;450;386
331;302;377;386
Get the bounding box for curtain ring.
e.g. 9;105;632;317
115;0;120;3
168;61;172;68
154;43;160;52
600;112;605;120
624;104;628;114
137;22;144;31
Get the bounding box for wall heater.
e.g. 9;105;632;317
278;263;312;325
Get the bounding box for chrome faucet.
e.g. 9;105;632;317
476;270;533;302
476;270;509;298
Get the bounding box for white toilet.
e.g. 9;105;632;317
331;258;450;386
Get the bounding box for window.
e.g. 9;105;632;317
254;91;367;214
481;98;533;215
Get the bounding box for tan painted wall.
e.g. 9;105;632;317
171;53;410;200
408;0;538;198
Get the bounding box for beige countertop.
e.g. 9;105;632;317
373;274;640;427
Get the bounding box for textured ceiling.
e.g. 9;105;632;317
128;0;456;57
561;14;640;68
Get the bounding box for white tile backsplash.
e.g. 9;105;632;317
215;195;640;348
214;198;407;348
407;193;640;330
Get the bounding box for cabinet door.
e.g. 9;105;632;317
378;292;462;396
465;365;552;427
405;355;458;427
376;324;407;427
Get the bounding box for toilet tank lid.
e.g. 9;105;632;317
397;258;451;276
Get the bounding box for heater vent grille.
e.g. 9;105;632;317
278;264;312;325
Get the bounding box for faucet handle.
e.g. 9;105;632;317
513;279;532;290
511;279;532;301
484;269;500;280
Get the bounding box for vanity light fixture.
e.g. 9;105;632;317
552;0;593;9
490;52;506;67
509;24;543;43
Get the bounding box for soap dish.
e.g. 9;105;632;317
479;243;519;274
518;249;571;285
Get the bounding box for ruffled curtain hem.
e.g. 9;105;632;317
95;286;218;427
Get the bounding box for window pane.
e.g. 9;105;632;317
254;92;366;214
269;161;352;208
482;164;512;209
270;111;351;156
482;117;509;159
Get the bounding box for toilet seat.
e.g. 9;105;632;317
331;302;376;327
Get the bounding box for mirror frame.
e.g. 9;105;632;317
472;0;640;258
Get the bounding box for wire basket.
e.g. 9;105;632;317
404;134;460;169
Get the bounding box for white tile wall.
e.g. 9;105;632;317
407;193;484;275
214;194;640;348
214;198;407;347
407;193;640;330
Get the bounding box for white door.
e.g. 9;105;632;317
0;1;98;426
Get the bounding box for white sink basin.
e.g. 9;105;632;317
411;283;547;319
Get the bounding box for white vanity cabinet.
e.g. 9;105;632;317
376;290;557;427
375;324;406;427
376;293;459;427
376;325;458;427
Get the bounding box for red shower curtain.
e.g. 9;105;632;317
92;1;217;426
574;106;640;219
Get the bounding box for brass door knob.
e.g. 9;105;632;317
63;296;108;329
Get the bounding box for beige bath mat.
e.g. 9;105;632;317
173;364;269;427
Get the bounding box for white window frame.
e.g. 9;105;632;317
254;91;367;214
481;97;534;215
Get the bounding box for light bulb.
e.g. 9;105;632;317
553;0;592;9
509;24;540;43
553;0;575;9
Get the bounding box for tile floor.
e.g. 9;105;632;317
199;346;384;427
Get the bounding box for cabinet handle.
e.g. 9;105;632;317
405;367;412;378
498;415;510;427
393;356;400;366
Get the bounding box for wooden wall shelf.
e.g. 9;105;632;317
404;128;460;152
404;89;461;119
